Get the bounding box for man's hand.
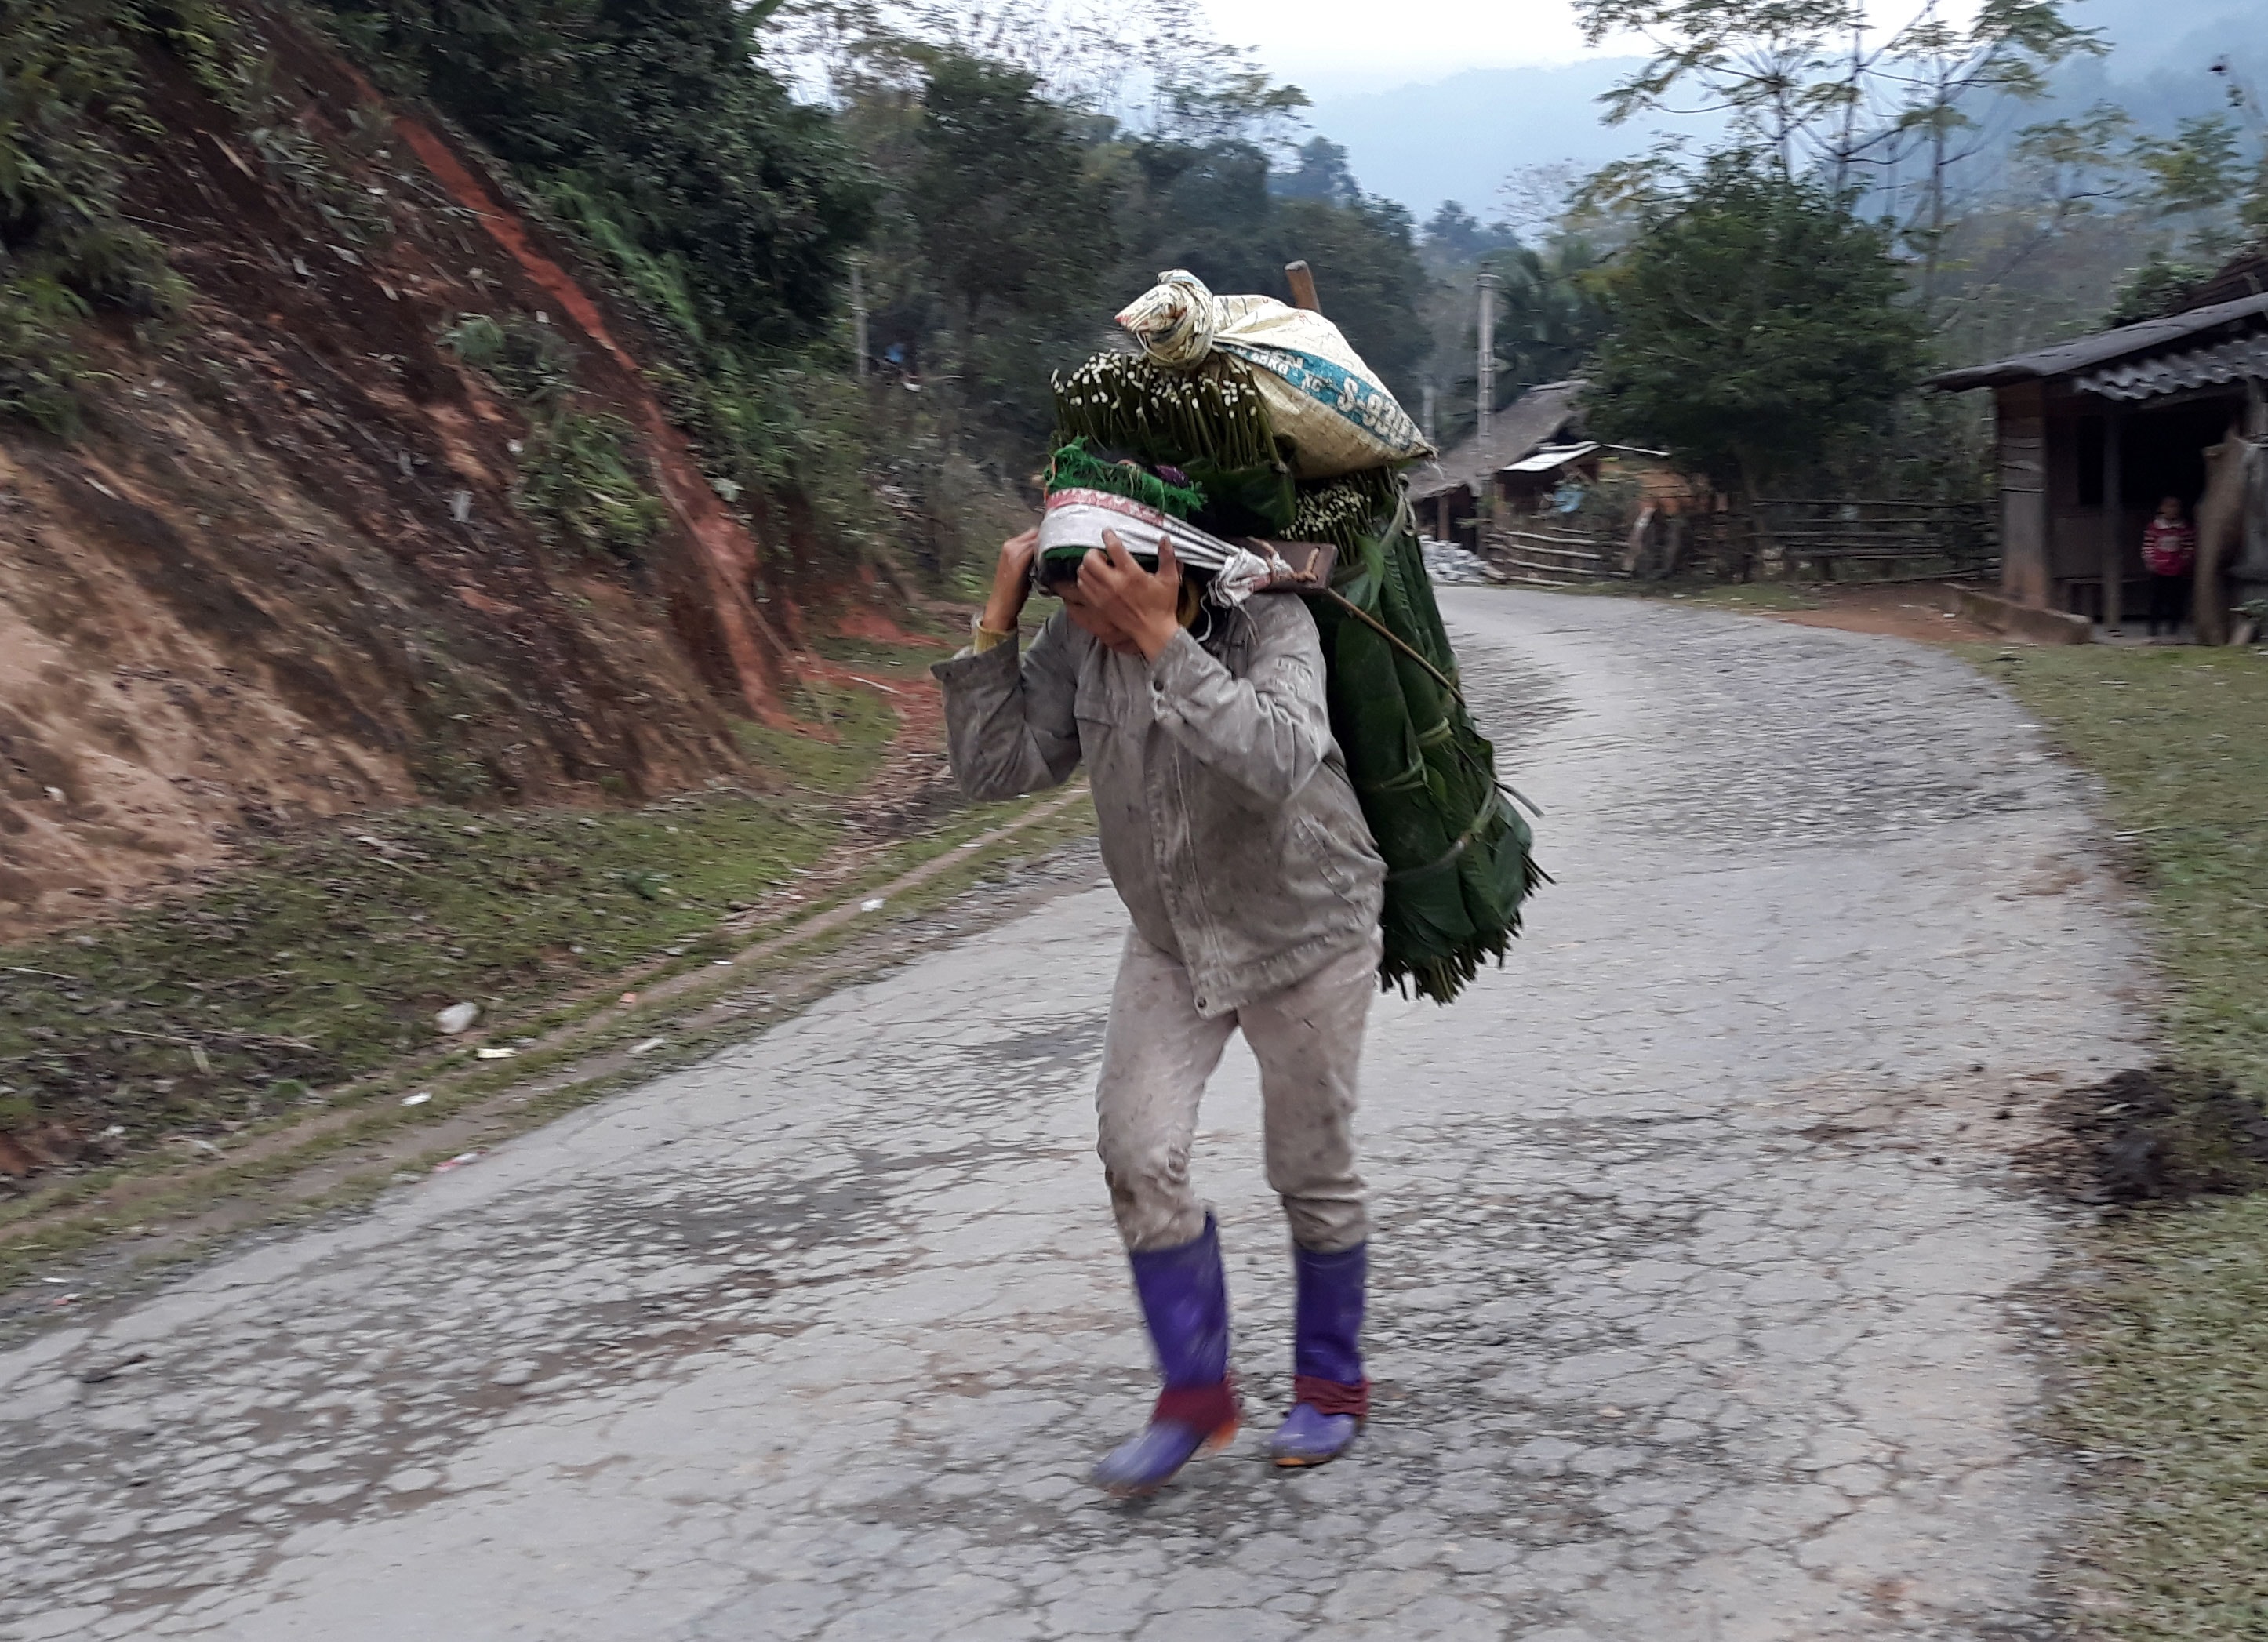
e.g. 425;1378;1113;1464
980;527;1040;636
1078;529;1183;662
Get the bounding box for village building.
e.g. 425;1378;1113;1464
1929;256;2268;639
1496;441;1605;514
1408;381;1725;586
1406;381;1587;546
1408;380;1703;549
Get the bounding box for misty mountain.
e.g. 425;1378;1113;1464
1307;0;2264;223
2067;0;2259;78
2024;0;2263;129
1300;60;1669;220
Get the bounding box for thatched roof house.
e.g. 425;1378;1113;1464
1407;381;1587;540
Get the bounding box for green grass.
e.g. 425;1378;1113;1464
0;782;854;1156
810;631;956;668
2063;1195;2268;1638
1983;643;2268;1638
731;680;896;795
1990;647;2268;1099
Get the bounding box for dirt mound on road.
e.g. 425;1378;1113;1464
2032;1066;2268;1206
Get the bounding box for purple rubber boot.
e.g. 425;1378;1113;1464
1270;1240;1368;1468
1090;1215;1240;1498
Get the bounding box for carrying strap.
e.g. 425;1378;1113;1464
1321;585;1463;705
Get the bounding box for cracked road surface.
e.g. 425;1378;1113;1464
2;592;2149;1641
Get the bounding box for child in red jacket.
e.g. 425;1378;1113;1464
2143;495;2196;638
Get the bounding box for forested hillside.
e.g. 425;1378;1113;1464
0;0;1426;940
6;0;2260;941
2;0;812;937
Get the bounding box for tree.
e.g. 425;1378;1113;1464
776;0;1306;143
335;0;872;350
2000;103;2268;325
1485;238;1613;397
1114;137;1267;292
2103;250;2218;329
332;0;598;165
1272;137;1359;204
1274;194;1431;404
1114;139;1433;402
583;0;874;347
1422;202;1516;263
2132;115;2248;220
784;5;1432;450
907;50;1119;433
1497;162;1596;246
1870;0;2099;307
1571;0;2103;312
911;53;1107;338
1584;155;1927;496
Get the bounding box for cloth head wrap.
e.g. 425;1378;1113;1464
1034;489;1289;613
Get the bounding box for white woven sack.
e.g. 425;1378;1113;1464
1116;270;1433;479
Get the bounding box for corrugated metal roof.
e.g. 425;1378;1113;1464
1925;291;2268;391
2076;332;2268;401
1503;441;1599;473
1405;380;1586;501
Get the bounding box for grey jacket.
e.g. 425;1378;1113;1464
931;595;1385;1017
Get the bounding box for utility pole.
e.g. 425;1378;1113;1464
1422;383;1437;448
1475;269;1497;457
850;256;869;380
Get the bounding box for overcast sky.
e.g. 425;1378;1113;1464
1197;0;1989;94
1198;0;1597;89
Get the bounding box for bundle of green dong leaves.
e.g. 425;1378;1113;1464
1051;351;1544;1004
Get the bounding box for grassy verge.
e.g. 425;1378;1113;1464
1545;579;1829;612
730;677;899;792
1980;643;2268;1638
1990;647;2268;1097
809;632;954;671
0;683;899;1166
0;779;1096;1295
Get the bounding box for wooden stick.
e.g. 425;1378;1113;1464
1285;260;1321;312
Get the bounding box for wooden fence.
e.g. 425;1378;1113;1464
1482;522;1630;587
1477;497;1996;588
1746;498;1998;581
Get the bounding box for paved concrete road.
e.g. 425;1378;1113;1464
2;592;2150;1642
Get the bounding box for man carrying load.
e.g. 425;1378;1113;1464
932;270;1539;1498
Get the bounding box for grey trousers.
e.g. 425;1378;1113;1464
1095;925;1379;1255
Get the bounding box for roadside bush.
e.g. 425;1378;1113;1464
440;312;576;407
0;0;205;429
442;311;664;561
517;409;666;561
